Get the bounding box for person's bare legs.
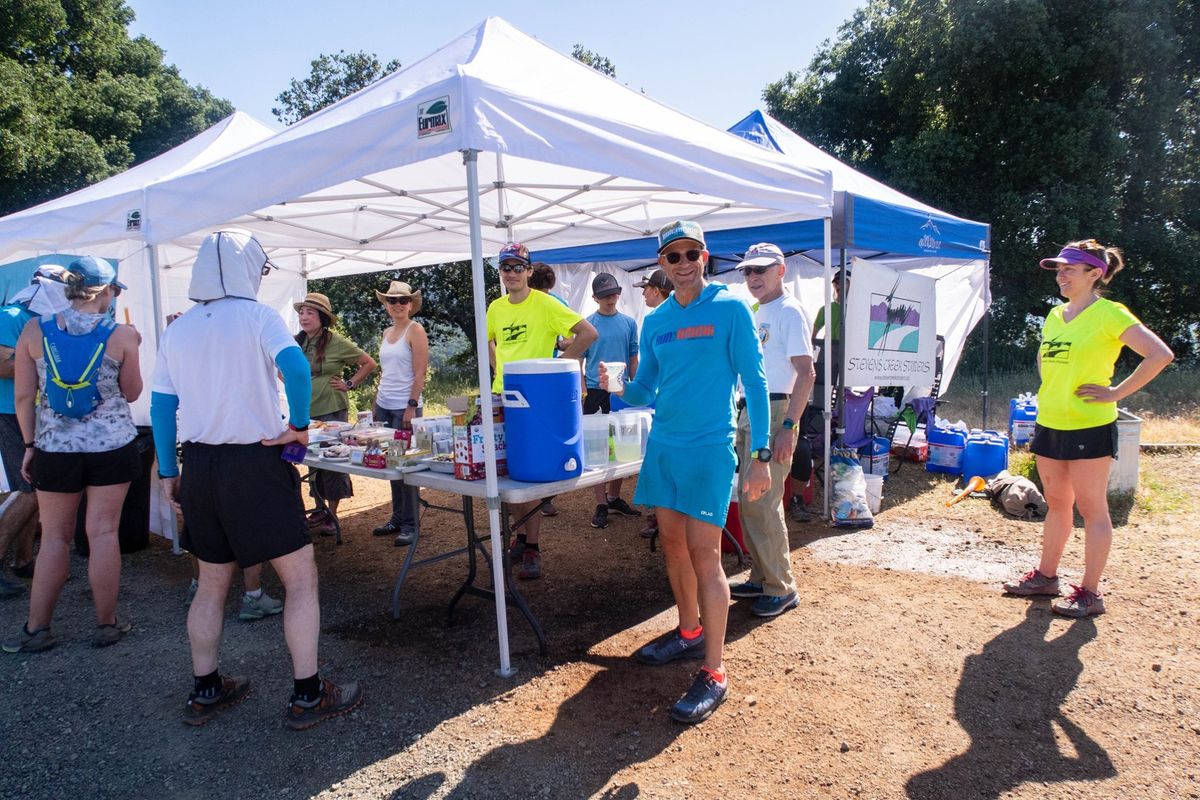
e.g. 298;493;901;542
269;544;320;679
82;483;130;625
26;491;82;630
511;502;542;545
188;559;235;675
1036;456;1074;578
656;508;700;631
242;563;262;593
684;517;728;672
1068;457;1114;592
607;478;624;500
0;493;37;570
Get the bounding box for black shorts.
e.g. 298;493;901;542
180;442;310;568
583;388;611;415
30;439;141;493
1029;422;1118;461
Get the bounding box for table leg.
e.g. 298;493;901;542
390;483;422;619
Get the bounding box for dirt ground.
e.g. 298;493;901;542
1;451;1198;800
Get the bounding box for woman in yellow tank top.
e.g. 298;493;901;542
1003;239;1173;617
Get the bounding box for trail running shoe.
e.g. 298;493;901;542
635;628;705;666
1051;585;1106;618
638;517;658;539
182;675;251;727
92;619;131;648
508;539;526;566
729;581;764;599
517;549;542;580
285;679;363;731
0;571;26;598
1002;569;1061;597
607;497;642;517
751;591;799;617
669;670;728;724
788;495;813;523
1;624;55;654
591;504;609;529
240;592;284;621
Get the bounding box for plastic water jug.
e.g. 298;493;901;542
613;409;651;463
961;430;1009;481
858;435;890;480
1009;393;1038;447
581;414;611;470
926;425;966;475
502;358;583;482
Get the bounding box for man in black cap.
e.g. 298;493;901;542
635;268;673;310
582;272;640;529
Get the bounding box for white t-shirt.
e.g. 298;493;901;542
754;292;814;394
152;298;297;444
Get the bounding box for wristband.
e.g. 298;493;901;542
24;441;34;448
288;422;310;433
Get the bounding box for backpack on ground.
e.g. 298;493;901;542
41;316;116;418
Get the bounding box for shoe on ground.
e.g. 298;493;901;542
669;670;728;724
240;592;284;621
306;509;330;528
729;581;764;599
508;539;526;566
182;674;252;727
517;549;542;580
1002;569;1061;597
316;519;337;536
607;497;642;517
591;504;609;529
751;591;799;617
638;519;658;539
635;628;706;666
788;495;813;523
1;624;55;654
372;520;402;537
540;500;559;517
1051;584;1106;618
285;678;363;731
0;571;26;598
93;619;131;648
393;529;415;547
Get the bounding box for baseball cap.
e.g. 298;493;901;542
591;272;621;298
67;255;126;290
657;220;706;253
740;242;785;269
634;268;673;291
498;242;531;265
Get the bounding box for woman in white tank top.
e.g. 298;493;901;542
371;281;428;543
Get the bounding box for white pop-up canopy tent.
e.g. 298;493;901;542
120;17;833;676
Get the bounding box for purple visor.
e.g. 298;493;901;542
1039;247;1108;274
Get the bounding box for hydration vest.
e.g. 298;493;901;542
41;316;116;419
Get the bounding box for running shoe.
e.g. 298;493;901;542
607;498;642;517
1002;569;1061;597
182;675;251;727
751;592;799;617
1051;585;1106;617
1;624;55;654
285;679;363;731
517;549;542;580
239;592;284;621
635;628;705;665
591;504;609;529
669;670;728;724
92;619;131;648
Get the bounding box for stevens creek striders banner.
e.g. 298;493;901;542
843;259;938;388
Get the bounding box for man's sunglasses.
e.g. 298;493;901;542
499;262;528;273
663;249;702;265
739;264;774;276
384;296;413;305
260;259;277;277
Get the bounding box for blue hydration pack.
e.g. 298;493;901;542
41;316;116;418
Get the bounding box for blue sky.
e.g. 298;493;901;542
127;0;864;131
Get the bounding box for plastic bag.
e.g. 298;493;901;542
830;446;874;528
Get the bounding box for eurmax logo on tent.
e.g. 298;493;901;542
417;97;451;139
917;217;942;253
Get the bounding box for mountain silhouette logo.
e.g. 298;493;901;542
918;217;942;252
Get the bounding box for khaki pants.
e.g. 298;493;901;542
736;399;796;597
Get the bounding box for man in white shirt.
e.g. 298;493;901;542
730;243;815;617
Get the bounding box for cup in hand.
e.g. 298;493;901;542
600;361;626;393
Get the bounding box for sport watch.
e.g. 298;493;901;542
754;447;772;463
781;418;795;430
407;399;419;408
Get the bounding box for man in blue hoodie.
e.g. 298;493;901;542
603;220;771;724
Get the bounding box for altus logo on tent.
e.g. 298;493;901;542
418;96;451;138
918;217;942;253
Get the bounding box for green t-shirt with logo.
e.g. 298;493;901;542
486;290;582;392
1036;298;1139;430
303;330;367;417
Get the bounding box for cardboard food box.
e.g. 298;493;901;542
448;394;507;480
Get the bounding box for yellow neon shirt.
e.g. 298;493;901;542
486;290;583;392
1036;298;1139;430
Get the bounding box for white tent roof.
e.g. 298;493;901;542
144;17;832;273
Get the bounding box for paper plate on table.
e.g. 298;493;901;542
319;455;351;463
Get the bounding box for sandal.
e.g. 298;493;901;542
93;619;131;648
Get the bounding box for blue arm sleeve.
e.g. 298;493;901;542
732;303;771;451
150;391;180;478
274;345;312;428
621;324;658;407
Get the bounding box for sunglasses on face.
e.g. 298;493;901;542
739;264;773;276
385;296;413;305
260;259;277;277
499;262;527;273
663;249;702;265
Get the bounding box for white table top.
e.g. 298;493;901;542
301;452;412;481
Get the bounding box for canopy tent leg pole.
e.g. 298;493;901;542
981;259;991;429
463;149;517;679
145;244;181;556
822;221;833;519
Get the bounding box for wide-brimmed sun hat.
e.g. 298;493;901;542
293;292;337;326
375;280;423;314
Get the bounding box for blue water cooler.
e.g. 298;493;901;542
1008;394;1038;447
502;359;583;482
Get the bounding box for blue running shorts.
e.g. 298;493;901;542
633;437;736;526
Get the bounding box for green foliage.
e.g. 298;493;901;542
272;51;401;124
0;0;233;215
571;44;616;78
765;0;1200;362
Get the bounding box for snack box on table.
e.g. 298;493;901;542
447;394;506;480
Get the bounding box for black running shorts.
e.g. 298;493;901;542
31;439;141;493
1029;422;1118;461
